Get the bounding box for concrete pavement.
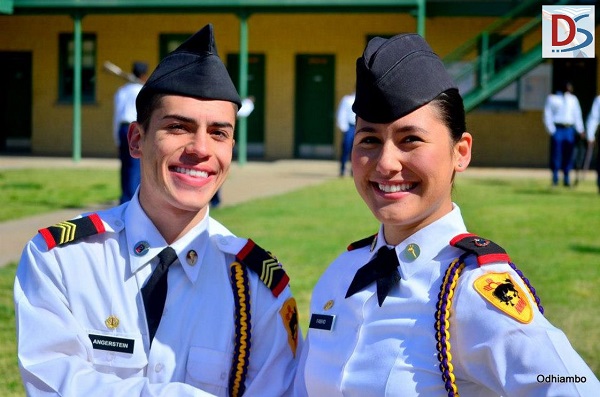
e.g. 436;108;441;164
0;156;340;266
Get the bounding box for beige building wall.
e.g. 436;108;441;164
0;13;597;168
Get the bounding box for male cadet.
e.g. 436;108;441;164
15;24;301;397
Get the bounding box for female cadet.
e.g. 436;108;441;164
294;33;600;396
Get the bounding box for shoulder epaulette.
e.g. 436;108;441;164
235;239;289;297
38;213;106;250
450;233;510;266
347;234;377;251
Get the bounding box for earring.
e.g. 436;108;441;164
458;163;463;168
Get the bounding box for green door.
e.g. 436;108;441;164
227;53;266;158
0;52;32;152
294;54;335;158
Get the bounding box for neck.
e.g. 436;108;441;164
139;198;208;245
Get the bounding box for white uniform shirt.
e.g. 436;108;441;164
295;205;599;396
113;82;143;145
543;91;585;135
585;95;600;143
336;94;356;133
15;195;300;396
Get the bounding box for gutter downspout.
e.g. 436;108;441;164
71;12;84;163
237;12;250;166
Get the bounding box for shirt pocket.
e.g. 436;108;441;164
185;346;230;396
88;331;147;379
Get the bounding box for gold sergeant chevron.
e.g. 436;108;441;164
236;239;290;298
38;213;106;250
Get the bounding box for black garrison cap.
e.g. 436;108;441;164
136;24;241;112
352;33;457;123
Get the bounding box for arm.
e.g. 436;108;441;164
572;96;585;134
586;96;600;143
453;263;600;396
336;98;349;132
292;325;310;397
14;238;215;397
240;281;303;396
543;96;556;135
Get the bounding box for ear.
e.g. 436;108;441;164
128;122;143;159
454;132;472;172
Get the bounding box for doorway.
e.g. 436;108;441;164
0;52;32;152
294;54;335;158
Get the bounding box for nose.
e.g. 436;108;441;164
375;141;402;175
184;131;210;159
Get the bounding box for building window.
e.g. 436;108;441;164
58;33;96;103
159;34;191;59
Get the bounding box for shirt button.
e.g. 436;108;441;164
155;363;164;373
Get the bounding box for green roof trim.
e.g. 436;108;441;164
0;0;13;14
9;0;421;15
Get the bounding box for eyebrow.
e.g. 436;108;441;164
162;114;234;129
356;124;428;134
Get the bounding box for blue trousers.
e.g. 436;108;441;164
549;126;576;185
340;125;355;176
119;123;141;204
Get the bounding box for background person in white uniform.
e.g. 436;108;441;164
543;80;585;187
586;94;600;193
294;33;599;397
113;61;148;204
15;24;301;397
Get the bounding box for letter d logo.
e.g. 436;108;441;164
551;15;576;46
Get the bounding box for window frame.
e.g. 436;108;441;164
58;32;97;104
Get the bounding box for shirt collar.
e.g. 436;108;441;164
125;195;210;283
370;204;467;280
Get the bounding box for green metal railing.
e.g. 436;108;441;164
443;0;572;112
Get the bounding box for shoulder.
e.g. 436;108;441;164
450;233;510;265
216;236;290;298
37;213;106;250
450;233;541;325
346;233;377;251
35;206;125;251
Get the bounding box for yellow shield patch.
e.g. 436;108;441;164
473;272;533;324
279;297;299;357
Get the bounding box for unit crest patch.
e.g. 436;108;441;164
279;297;299;357
38;213;106;250
473;272;533;324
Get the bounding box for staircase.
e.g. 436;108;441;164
442;0;580;112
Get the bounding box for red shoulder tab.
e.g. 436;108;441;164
38;213;106;250
236;239;289;297
347;234;377;251
450;233;510;266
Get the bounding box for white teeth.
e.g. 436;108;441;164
175;167;208;178
378;183;414;193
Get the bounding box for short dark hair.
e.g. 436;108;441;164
430;88;466;143
136;93;165;131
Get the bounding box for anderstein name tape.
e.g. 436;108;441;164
89;334;135;354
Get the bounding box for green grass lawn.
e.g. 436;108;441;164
0;167;598;395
